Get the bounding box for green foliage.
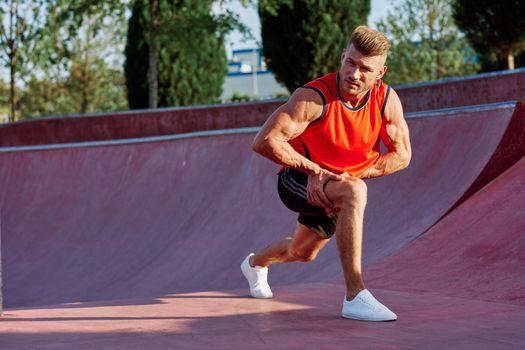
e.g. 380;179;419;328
15;0;129;119
0;0;48;121
36;1;128;69
125;0;247;108
259;0;370;92
377;0;479;85
20;60;128;119
124;0;149;109
0;79;8;120
452;0;525;70
273;91;290;99
0;79;7;105
228;91;253;102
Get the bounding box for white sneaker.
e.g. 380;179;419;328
341;289;397;321
241;253;273;299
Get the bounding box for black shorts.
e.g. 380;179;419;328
277;168;338;239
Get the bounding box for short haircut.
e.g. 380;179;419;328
348;25;391;57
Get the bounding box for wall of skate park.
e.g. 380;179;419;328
0;101;522;309
1;69;525;311
0;69;524;147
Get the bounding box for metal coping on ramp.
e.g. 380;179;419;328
0;101;517;154
2;99;286;126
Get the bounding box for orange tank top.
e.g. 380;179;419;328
289;72;391;176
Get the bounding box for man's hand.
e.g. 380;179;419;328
307;170;342;208
356;168;371;179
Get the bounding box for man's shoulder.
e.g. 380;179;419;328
302;72;337;101
305;72;337;87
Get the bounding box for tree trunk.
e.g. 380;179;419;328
507;52;515;70
81;28;91;114
81;57;89;113
9;56;16;123
148;0;158;109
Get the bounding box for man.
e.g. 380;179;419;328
241;25;411;321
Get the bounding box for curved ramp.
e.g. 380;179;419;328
1;103;525;349
367;155;525;306
0;102;520;309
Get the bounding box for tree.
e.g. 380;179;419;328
376;0;479;85
0;78;8;122
18;0;129;119
0;0;46;122
148;0;159;108
453;0;525;70
125;0;227;108
124;1;149;109
125;0;247;109
258;0;370;92
44;1;128;113
20;59;128;119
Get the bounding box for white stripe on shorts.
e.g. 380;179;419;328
281;176;308;199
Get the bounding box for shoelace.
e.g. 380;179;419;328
358;292;386;310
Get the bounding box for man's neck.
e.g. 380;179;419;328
337;83;369;108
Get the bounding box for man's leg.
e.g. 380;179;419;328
323;176;367;300
250;222;331;268
241;223;330;299
324;175;397;321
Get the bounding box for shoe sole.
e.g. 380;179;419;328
341;313;397;322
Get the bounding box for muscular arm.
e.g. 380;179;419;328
252;88;342;208
358;88;412;179
252;88;325;175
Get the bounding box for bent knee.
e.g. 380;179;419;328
289;248;318;262
331;177;367;203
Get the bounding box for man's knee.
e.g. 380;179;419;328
288;247;319;262
329;177;367;205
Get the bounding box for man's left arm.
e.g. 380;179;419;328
358;88;412;179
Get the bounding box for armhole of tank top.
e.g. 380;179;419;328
298;137;312;160
381;85;391;119
299;85;326;125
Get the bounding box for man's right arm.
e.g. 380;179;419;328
251;88;324;175
252;88;342;208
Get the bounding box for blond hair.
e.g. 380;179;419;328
348;25;391;57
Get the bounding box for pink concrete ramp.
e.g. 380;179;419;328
366;155;525;306
1;103;524;349
0;102;518;308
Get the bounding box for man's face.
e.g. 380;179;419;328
338;44;387;97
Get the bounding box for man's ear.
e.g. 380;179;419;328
340;47;347;64
377;65;387;80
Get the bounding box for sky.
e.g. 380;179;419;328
217;0;393;56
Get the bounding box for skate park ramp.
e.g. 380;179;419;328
0;101;521;308
366;156;525;307
1;96;525;349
